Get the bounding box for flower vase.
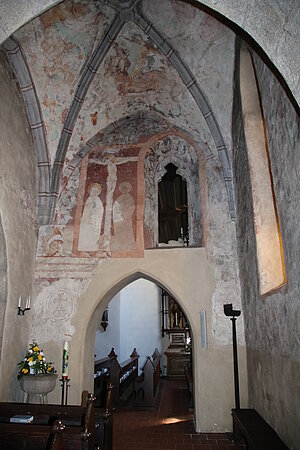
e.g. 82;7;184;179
20;374;57;404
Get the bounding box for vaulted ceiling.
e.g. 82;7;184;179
2;0;240;224
1;0;298;105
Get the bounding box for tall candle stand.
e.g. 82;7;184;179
60;376;70;406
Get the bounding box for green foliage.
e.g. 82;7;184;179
17;340;56;380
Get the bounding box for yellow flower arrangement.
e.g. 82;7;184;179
17;340;56;380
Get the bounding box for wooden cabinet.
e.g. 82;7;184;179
165;349;191;379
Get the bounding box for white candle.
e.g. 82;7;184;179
18;296;21;308
62;341;69;378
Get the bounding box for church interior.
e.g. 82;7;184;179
0;0;299;449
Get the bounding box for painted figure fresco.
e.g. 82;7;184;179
78;183;103;251
102;160;118;250
111;181;135;251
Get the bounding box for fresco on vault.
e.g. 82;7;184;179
14;0;114;163
67;20;207;164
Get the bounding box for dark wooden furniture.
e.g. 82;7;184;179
0;390;113;450
232;408;289;450
94;348;139;407
0;393;95;450
165;348;191;379
118;350;139;403
135;348;161;407
94;355;114;408
184;362;193;410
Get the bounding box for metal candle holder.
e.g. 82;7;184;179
17;297;31;316
60;377;70;406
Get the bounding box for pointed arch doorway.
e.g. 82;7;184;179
93;276;194;411
73;248;221;431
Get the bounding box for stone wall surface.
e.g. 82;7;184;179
0;214;7;357
0;51;38;401
233;40;300;449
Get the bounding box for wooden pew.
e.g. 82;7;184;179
94;348;139;407
118;349;139;404
0;392;98;450
232;408;289;450
94;354;113;408
0;419;65;450
83;383;113;450
135;348;161;407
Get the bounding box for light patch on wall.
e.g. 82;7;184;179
239;45;286;295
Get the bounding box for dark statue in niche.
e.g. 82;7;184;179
158;163;189;245
144;136;202;248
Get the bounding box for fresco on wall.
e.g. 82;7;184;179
33;279;89;345
38;147;140;258
16;0;243;352
78;183;104;252
111;181;135;252
71;149;139;256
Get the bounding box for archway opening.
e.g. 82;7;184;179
93;278;193;414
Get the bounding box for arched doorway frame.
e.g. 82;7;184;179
83;270;196;390
70;247;218;431
93;273;195;399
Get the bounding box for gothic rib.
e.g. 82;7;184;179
3;37;51;226
48;14;124;222
133;10;236;221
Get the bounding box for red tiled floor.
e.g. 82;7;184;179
112;379;241;450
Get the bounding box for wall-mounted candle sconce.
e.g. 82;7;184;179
18;296;31;316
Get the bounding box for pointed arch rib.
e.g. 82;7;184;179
49;14;124;222
2;37;51;225
133;10;236;220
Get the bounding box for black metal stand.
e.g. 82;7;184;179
60;377;70;406
231;317;240;409
224;303;241;410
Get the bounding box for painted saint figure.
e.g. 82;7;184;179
111;181;135;251
78;183;103;252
